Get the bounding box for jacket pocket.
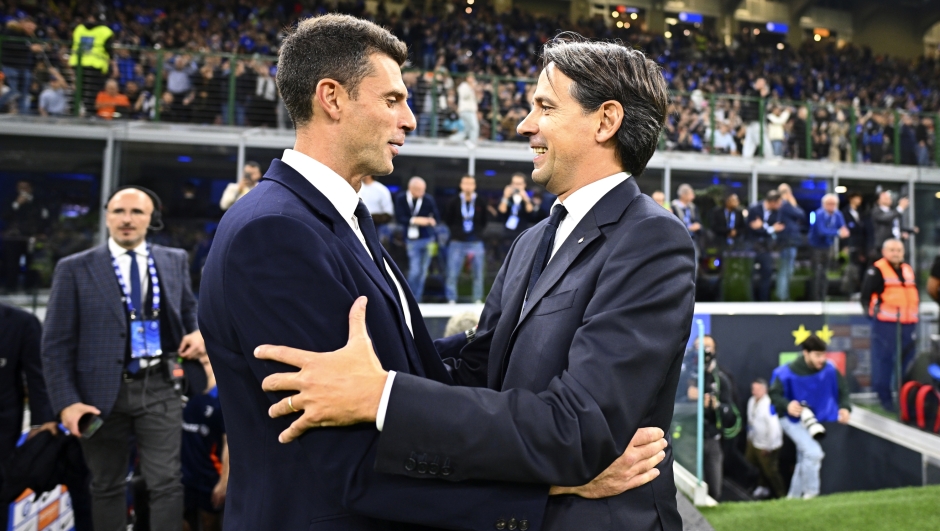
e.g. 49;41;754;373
534;289;578;316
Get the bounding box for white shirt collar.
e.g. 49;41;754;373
551;172;630;225
281;149;360;223
108;237;147;258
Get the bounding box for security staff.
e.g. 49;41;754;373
861;238;919;412
42;186;204;531
69;14;113;116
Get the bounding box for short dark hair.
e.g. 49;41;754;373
276;14;407;128
800;335;827;353
245;161;260;170
765;190;781;202
541;33;668;176
847;192;862;200
753;377;768;386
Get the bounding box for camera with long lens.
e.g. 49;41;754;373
799;401;826;440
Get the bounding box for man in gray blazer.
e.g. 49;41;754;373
870;191;917;260
42;186;204;531
258;36;694;530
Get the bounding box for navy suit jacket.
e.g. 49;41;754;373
394;193;439;240
376;178;696;530
745;202;780;252
0;302;52;458
198;159;546;531
42;244;197;417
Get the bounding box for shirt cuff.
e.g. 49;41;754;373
375;370;397;432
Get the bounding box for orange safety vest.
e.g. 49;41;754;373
869;258;919;324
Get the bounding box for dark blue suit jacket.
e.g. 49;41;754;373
394;193;439;240
42;244;197;417
376;178;696;530
198;160;546;531
0;302;52;458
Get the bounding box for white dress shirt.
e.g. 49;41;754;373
747;394;783;451
358;180;395;217
281;149;412;431
109;238;150;301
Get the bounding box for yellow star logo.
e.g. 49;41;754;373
816;324;834;345
792;325;812;345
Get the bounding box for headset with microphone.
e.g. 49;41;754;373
104;185;165;231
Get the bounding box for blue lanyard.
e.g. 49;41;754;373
683;207;691;226
728;211;735;228
111;246;160;320
461;195;476;220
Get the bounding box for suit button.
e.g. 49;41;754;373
441;466;452;476
495;519;506;530
519;521;529;531
404;458;416;471
428;463;439;475
508;518;517;530
417;461;428;474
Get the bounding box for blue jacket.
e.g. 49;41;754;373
198;160;545;531
776;201;805;247
394;192;439;240
770;362;841;422
809;208;846;249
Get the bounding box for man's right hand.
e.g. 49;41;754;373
772;222;786;233
548;427;668;499
787;400;803;418
61;402;101;436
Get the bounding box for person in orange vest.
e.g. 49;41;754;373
861;238;919;412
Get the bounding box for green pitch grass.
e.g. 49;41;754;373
700;485;940;531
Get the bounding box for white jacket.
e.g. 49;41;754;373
747;394;783;451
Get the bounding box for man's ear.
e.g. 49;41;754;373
596;100;624;144
314;78;346;121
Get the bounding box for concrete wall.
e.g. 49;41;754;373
853;8;926;60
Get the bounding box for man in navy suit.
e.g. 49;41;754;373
42;186;205;531
746;191;786;301
393;176;439;301
258;35;695;530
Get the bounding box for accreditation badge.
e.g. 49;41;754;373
407;225;420;240
505;214;519;231
130;319;163;358
463;220;474;233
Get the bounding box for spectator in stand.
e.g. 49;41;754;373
899;114;918;166
747;190;786;302
394;176;439;302
0;16;42;114
770;335;851;499
358;175;395;228
451;73;479;144
741;78;772;158
650;190;668;209
746;378;784;500
220;161;262;211
444;175;488;304
871;191;916;259
249;61;278;127
181;355;229;531
808;194;849;301
672;184;702;268
711;193;746;250
711;121;738;154
497;173;536;252
841;192;868;296
915;117;933;167
3;180;49;292
775;184;805;301
190;65;221;125
38;69;69;116
790;106;808;159
166;55;198;100
685;335;740;501
95;79;130;119
862;239;919;411
767;105;790;157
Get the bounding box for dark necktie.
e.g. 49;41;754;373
127;250;142;373
525;204;568;300
354;201;399;304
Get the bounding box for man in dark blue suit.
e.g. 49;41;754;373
393;176;439;301
198;16;663;531
258;35;695;530
746;191;786;301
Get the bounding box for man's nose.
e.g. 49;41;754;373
517;110;537;137
402;106;417;133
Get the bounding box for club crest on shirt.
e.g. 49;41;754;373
0;358;7;368
204;405;214;417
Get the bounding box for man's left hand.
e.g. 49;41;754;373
838;408;851;424
257;297;388;443
211;480;227;509
179;330;206;359
27;422;58;440
549;427;667;498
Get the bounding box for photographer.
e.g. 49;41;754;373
220;161;262;211
769;335;851;499
686;335;741;500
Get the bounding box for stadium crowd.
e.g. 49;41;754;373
1;1;940;162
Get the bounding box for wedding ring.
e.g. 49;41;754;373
288;395;298;413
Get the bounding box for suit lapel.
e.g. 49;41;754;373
86;245;127;326
264;160;402;311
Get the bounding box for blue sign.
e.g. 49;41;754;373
678;12;704;24
765;22;789;34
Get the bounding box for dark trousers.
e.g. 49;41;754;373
754;251;774;302
79;375;183;531
703;436;724;500
3;238;31;291
745;441;785;498
810;247;832;301
870;319;917;410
